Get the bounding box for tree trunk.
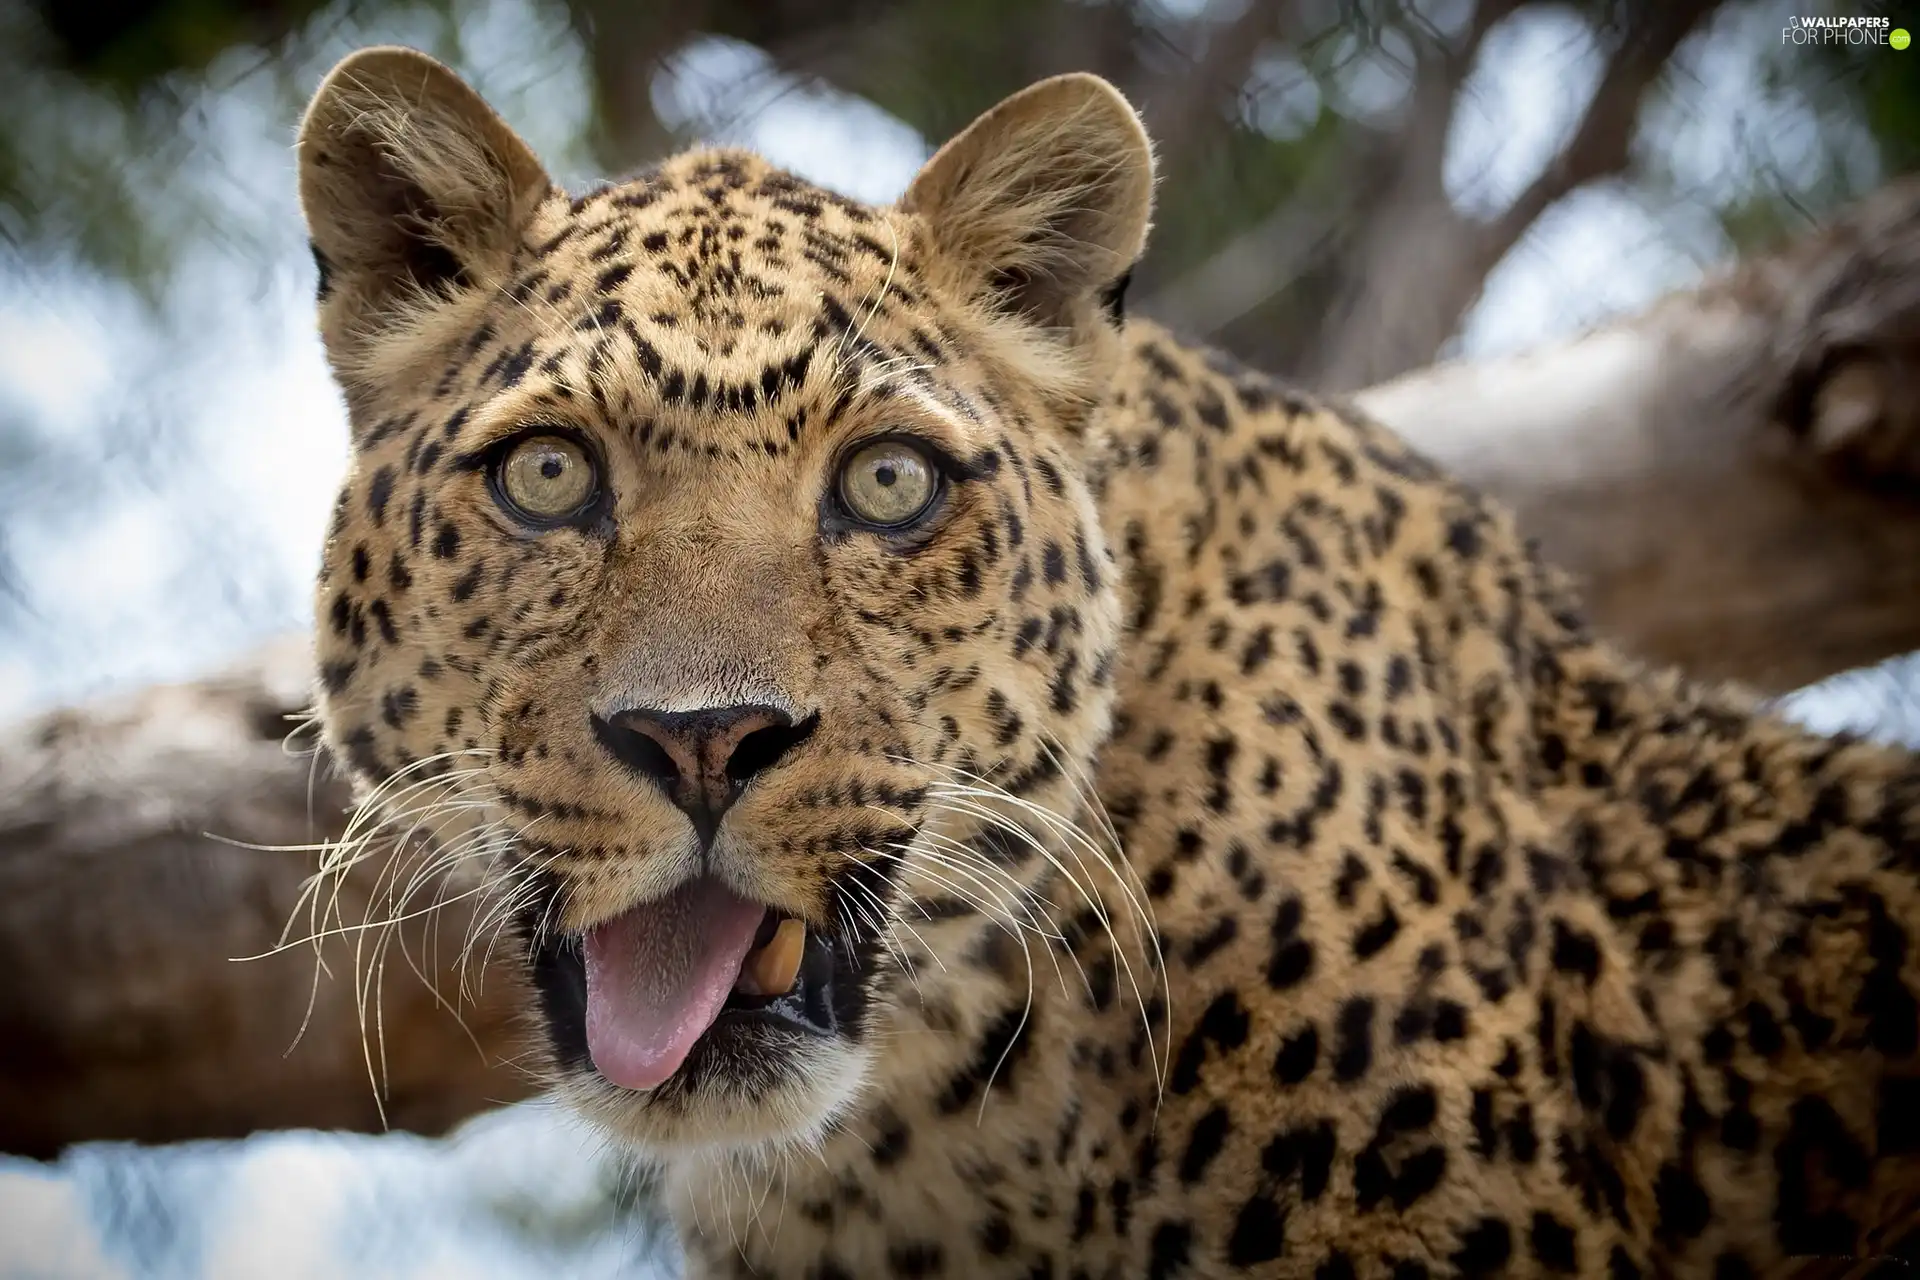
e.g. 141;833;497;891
0;639;533;1158
1354;174;1920;691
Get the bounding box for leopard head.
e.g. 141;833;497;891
297;47;1154;1151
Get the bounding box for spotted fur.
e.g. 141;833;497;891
298;47;1920;1278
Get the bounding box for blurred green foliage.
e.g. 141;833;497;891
29;0;334;87
1789;0;1920;177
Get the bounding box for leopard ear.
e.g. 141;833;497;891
297;47;550;361
901;74;1154;340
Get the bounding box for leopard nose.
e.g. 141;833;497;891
591;704;817;846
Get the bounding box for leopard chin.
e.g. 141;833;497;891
556;1030;878;1156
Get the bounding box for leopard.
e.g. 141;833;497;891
293;45;1920;1279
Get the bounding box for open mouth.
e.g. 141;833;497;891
709;909;842;1034
537;875;847;1093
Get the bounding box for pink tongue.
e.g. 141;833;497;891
583;877;767;1091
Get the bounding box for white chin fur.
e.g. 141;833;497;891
557;1038;874;1158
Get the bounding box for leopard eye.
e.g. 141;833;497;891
494;434;599;524
837;439;938;529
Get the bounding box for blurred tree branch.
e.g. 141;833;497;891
0;639;533;1157
1357;174;1920;689
558;0;910;174
558;0;695;172
1145;0;1724;390
1482;1;1707;251
1134;0;1300;167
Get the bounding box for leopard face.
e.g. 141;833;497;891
297;48;1152;1150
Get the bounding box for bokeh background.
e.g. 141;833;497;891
1;0;1917;1274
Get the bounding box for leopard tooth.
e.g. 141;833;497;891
737;918;806;996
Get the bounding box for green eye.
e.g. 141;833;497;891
495;434;599;523
837;440;938;529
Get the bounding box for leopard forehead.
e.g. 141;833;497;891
349;149;1006;457
538;151;911;350
306;144;1136;929
490;151;945;395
